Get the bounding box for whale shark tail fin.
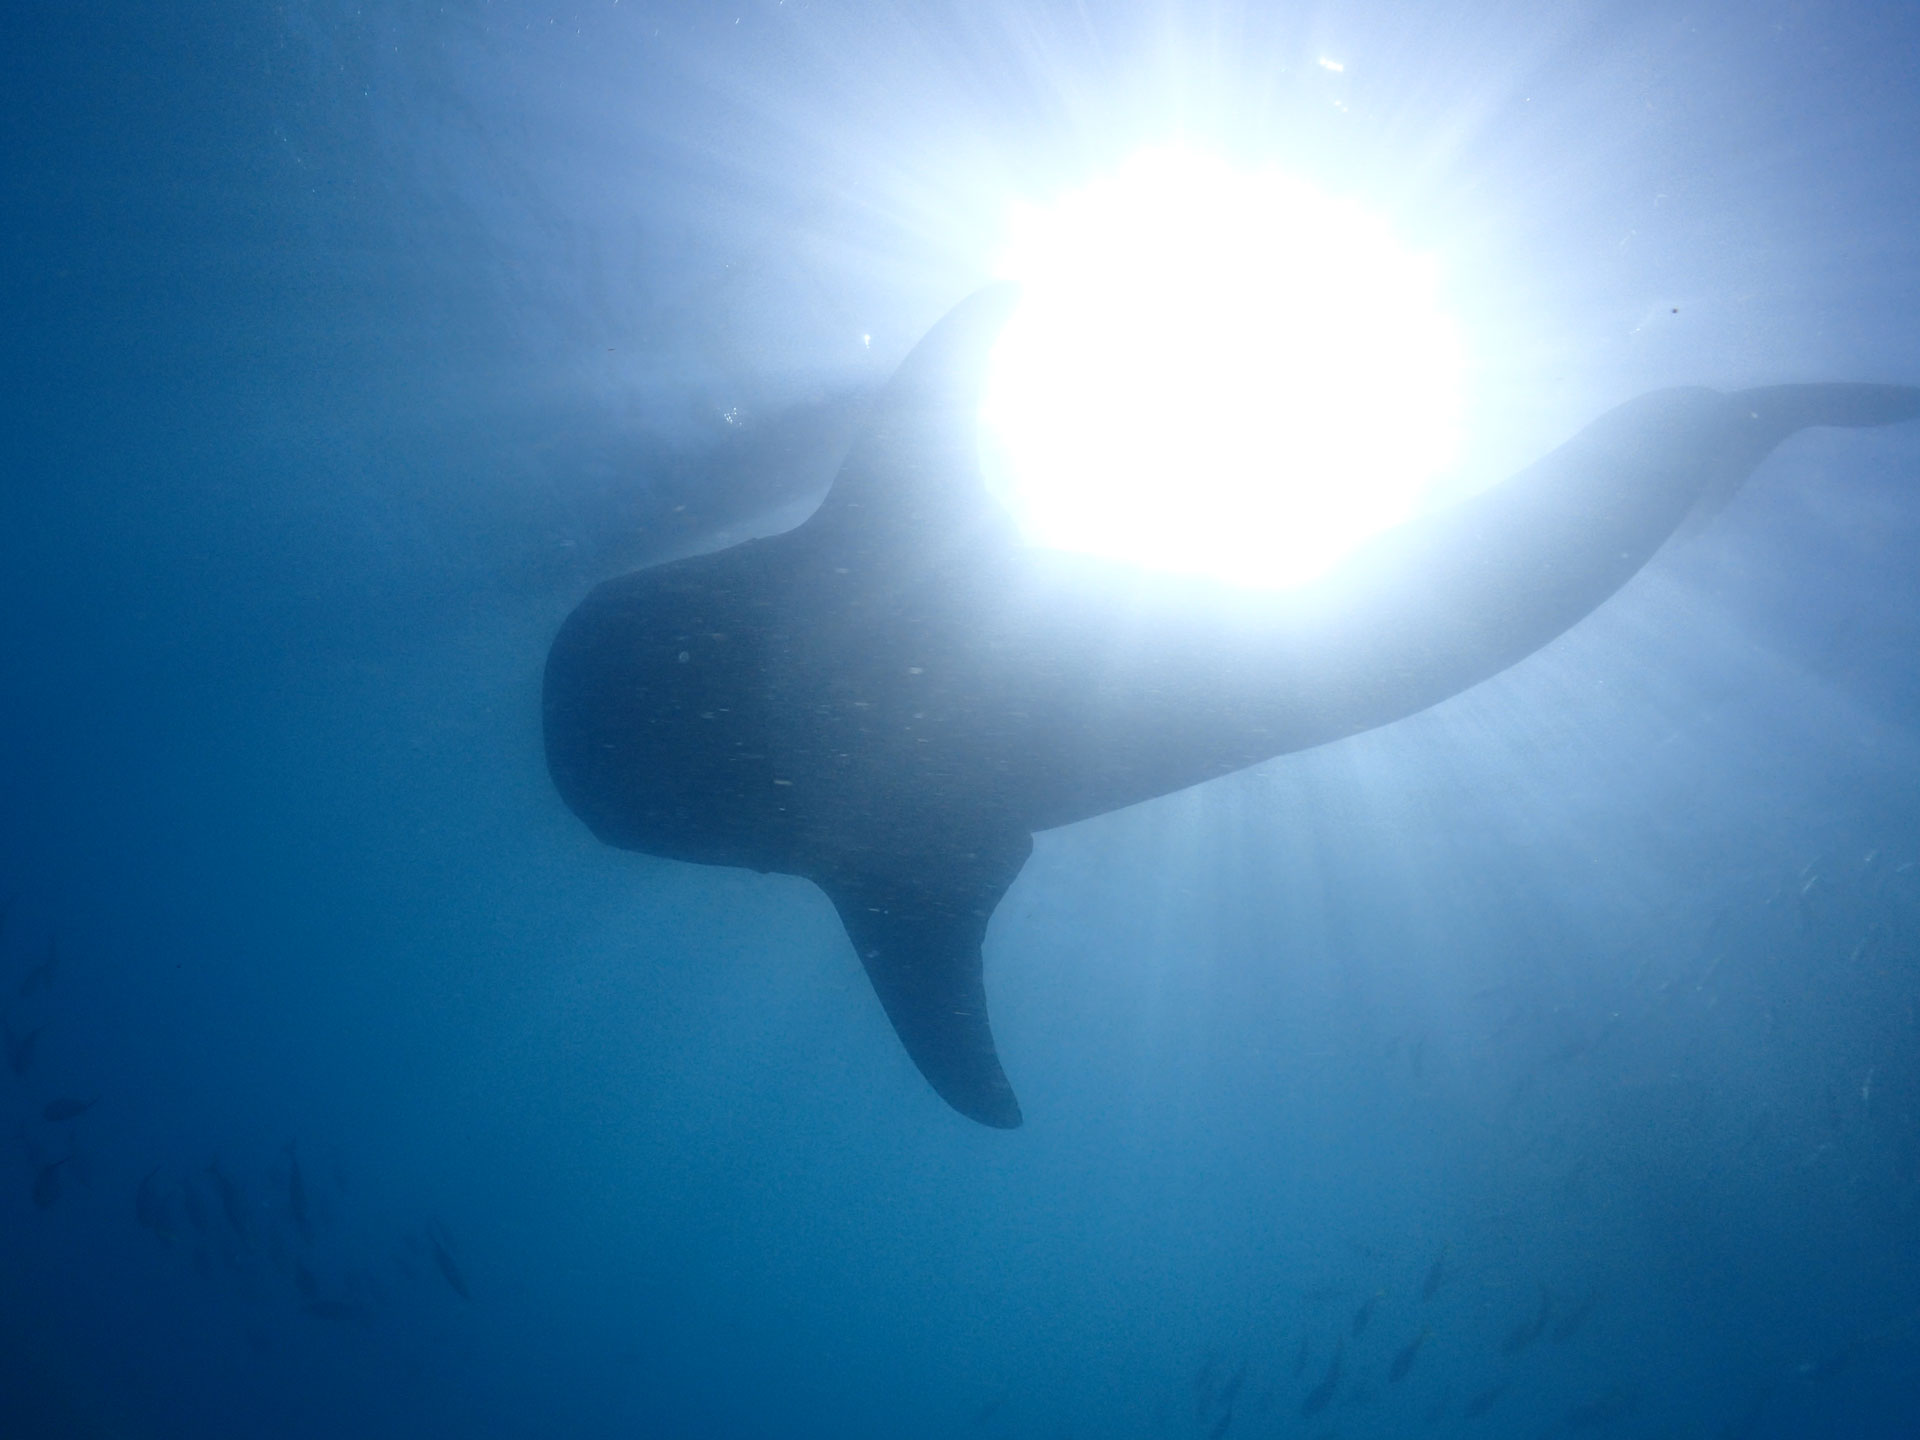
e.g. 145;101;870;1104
1677;382;1920;540
816;831;1032;1129
1734;382;1920;433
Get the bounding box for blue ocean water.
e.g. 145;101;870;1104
4;2;1920;1437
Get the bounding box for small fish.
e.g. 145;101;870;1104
1;1011;41;1078
1350;1291;1384;1337
42;1095;98;1123
427;1221;470;1301
32;1153;72;1209
1463;1381;1509;1418
1420;1246;1449;1301
1301;1344;1343;1419
1388;1329;1429;1383
1500;1285;1554;1356
18;937;59;998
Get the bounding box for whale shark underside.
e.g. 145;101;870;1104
543;284;1919;1128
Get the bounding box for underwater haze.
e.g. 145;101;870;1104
5;2;1920;1438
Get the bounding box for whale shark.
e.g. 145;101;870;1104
543;284;1919;1127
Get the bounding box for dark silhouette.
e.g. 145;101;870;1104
17;937;58;998
544;283;1920;1124
1;1010;40;1078
1388;1329;1430;1382
1300;1343;1344;1418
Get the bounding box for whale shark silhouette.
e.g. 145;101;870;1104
543;284;1919;1127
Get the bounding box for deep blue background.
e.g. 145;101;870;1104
4;2;1919;1436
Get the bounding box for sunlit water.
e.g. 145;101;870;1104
3;4;1920;1439
983;146;1463;589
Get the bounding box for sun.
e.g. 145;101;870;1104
980;147;1465;590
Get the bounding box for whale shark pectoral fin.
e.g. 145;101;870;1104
817;831;1033;1129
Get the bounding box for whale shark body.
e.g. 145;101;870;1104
543;284;1919;1127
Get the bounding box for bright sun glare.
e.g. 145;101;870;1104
981;148;1465;590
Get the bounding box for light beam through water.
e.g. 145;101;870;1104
982;147;1466;590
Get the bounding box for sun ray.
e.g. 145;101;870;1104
981;147;1466;590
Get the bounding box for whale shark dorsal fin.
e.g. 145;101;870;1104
807;283;1023;557
814;828;1032;1128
